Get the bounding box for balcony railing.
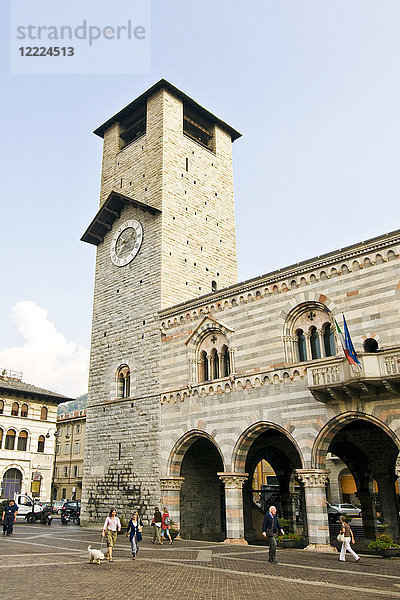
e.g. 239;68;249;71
307;348;400;402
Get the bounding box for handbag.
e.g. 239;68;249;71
337;532;346;543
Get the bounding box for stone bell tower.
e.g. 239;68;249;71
81;80;241;523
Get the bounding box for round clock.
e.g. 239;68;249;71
110;219;143;267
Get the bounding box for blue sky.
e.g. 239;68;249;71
1;0;399;396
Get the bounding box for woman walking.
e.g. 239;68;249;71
161;506;173;545
126;511;143;560
339;515;360;563
102;508;121;561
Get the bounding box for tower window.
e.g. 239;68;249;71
120;106;146;147
212;280;217;293
185;158;189;171
183;105;214;151
116;365;130;398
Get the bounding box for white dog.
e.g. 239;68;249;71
87;545;105;565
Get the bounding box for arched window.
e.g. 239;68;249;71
197;330;231;383
323;324;336;357
363;338;378;353
40;406;48;420
0;400;3;414
210;348;219;380
199;350;209;382
284;302;337;363
37;435;45;453
296;329;307;362
21;403;28;417
116;365;131;398
17;430;28;451
11;402;19;416
0;428;3;448
310;326;321;359
5;429;16;450
220;345;230;378
211;280;217;293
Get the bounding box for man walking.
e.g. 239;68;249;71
2;499;18;536
262;505;284;564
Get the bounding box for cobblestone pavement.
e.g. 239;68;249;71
1;521;399;600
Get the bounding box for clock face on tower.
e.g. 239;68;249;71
110;219;143;267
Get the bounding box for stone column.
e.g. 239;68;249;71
160;477;185;534
218;472;248;544
355;489;377;539
318;329;325;358
228;347;236;376
188;358;197;384
376;473;400;539
296;469;335;552
305;333;312;361
207;356;212;380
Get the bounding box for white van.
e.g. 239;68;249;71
13;494;42;518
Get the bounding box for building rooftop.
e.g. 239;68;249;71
93;79;242;142
0;374;73;403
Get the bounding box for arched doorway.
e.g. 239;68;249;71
313;413;400;539
178;436;226;541
2;468;22;498
233;423;304;542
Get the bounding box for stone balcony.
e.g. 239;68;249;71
307;348;400;402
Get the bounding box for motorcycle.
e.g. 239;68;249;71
60;509;71;525
40;508;52;525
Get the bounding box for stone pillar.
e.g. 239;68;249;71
318;329;325;358
296;469;335;552
218;472;248;544
160;477;185;534
188;359;197;384
228;347;236;375
355;489;377;539
376;473;400;539
305;333;312;361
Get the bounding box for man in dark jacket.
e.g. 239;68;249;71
2;499;18;536
262;505;284;564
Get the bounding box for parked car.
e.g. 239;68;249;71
330;503;362;517
326;501;341;523
52;501;65;514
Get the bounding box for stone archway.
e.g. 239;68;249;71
1;468;22;498
232;422;305;542
312;412;400;539
166;431;226;541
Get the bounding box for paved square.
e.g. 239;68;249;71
1;521;399;599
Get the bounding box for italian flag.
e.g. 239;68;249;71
335;316;362;368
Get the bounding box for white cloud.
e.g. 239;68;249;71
0;301;89;398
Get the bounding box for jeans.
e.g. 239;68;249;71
268;535;277;561
130;534;139;557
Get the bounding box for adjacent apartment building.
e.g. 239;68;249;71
53;409;86;501
0;369;72;501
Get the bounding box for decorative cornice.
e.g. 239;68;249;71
159;230;400;321
160;477;185;491
296;469;330;487
218;472;249;488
